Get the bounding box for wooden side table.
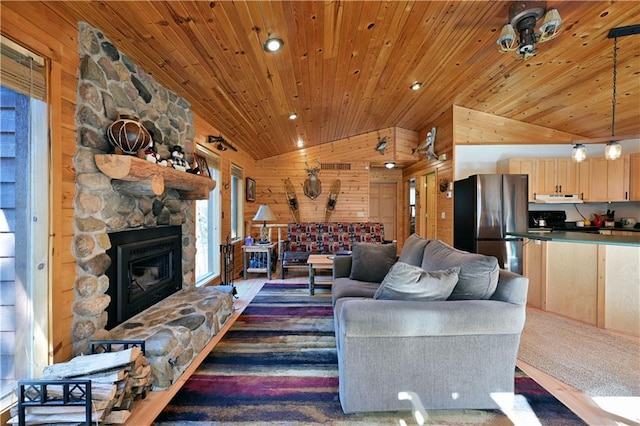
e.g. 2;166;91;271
307;254;334;295
242;243;276;280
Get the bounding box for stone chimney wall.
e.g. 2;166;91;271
72;22;198;356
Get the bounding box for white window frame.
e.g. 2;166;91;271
230;164;244;242
195;146;221;286
0;39;50;411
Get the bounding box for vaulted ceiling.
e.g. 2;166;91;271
47;1;640;160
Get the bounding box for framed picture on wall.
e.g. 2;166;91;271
194;154;211;179
246;177;256;202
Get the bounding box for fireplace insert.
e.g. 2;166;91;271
105;226;182;329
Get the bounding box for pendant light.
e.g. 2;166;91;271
572;144;587;162
605;36;622;161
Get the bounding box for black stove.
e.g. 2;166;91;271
529;210;601;233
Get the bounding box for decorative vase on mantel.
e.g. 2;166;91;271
107;114;152;155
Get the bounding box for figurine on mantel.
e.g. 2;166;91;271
141;140;168;167
170;145;190;172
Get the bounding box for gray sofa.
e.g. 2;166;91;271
331;235;529;414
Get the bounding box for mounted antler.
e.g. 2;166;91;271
303;159;322;199
304;159;321;176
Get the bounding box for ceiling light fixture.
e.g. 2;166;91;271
605;141;622;160
571;144;586;162
385;162;396;169
296;139;304;148
605;33;622;160
263;37;284;52
410;82;422;91
568;25;640;161
289;113;298;120
496;1;562;60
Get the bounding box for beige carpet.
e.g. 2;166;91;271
518;310;640;397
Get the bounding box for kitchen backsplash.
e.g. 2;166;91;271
528;202;640;223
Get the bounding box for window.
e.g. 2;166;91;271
0;38;49;411
230;164;244;240
195;148;221;286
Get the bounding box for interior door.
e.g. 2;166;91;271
426;172;437;239
370;182;397;241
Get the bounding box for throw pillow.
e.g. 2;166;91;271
349;242;397;283
374;262;459;301
398;233;430;266
422;239;499;300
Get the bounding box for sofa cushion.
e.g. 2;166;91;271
332;277;380;305
398;234;430;266
349;242;397;283
374;262;459;301
421;239;499;300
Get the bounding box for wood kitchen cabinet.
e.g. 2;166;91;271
523;238;544;309
586;155;630;202
630;152;640;201
546;241;598;325
527;239;640;337
535;158;579;195
496;158;536;201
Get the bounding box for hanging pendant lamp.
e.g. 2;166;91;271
606;36;622;160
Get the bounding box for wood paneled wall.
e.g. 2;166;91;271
452;105;583;144
254;127;416;243
404;107;455;245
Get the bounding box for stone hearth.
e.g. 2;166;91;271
109;285;234;389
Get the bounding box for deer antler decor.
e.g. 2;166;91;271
303;159;322;199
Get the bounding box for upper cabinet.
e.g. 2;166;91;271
535;158;579;195
499;155;634;203
497;158;536;202
584;156;630;202
630;153;640;201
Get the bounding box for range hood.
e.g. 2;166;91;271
534;194;583;203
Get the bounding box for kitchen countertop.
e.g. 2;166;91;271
508;231;640;247
598;226;640;233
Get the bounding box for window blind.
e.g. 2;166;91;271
1;36;46;101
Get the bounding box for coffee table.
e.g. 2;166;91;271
307;254;334;295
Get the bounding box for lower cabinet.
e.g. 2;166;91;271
545;242;598;325
522;240;640;337
523;238;544;309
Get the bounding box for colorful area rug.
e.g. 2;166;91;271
154;283;585;425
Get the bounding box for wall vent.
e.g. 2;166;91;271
321;163;351;171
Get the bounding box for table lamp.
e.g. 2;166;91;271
253;204;276;243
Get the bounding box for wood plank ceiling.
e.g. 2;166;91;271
46;1;640;160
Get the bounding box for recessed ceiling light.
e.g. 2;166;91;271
263;37;284;52
410;82;422;91
297;139;304;148
289;113;298;120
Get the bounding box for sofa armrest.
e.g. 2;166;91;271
334;298;526;338
491;269;529;305
333;255;352;279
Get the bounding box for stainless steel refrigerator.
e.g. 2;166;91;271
453;174;528;275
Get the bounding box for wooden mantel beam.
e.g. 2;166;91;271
95;154;216;199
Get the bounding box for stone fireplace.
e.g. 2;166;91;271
71;23;233;389
71;22;232;388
